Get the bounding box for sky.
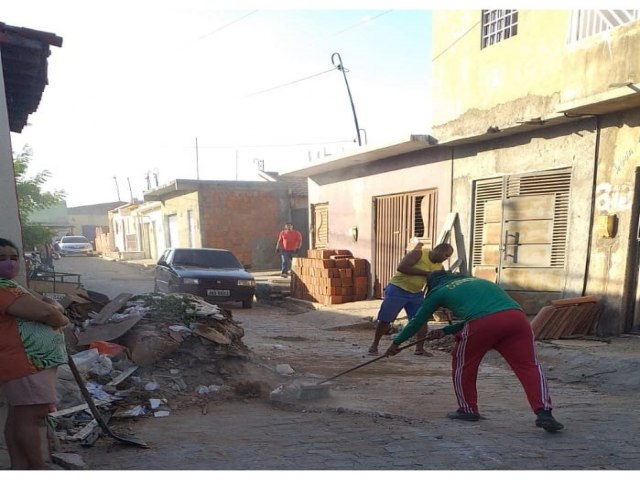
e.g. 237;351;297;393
4;1;435;207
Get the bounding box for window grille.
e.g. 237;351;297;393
567;10;640;43
481;10;518;48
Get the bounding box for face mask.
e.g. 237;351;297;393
0;260;19;279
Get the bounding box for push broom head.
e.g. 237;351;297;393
296;383;332;401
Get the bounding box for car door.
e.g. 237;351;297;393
155;249;172;292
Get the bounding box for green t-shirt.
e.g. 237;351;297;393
393;275;523;344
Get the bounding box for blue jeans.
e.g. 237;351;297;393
280;250;295;274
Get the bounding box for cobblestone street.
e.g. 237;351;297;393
3;259;639;471
78;285;640;470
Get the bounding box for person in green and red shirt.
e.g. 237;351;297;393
275;222;302;278
385;270;564;432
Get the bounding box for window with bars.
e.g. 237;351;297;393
567;10;640;43
481;10;518;49
411;192;437;244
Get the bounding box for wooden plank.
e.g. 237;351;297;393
90;293;132;325
106;366;138;386
531;305;556;339
573;303;603;335
66;420;98;441
551;295;599;306
547;306;577;339
48;399;111;418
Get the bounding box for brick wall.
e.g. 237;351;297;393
199;188;288;269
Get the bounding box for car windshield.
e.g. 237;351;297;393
61;236;90;243
171;250;242;269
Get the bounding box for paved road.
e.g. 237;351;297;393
53;256;155;298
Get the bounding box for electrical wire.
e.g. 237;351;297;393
431;20;480;62
241;68;337;99
195;10;259;42
328;10;393;37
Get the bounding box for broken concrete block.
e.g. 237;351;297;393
275;364;295;376
51;452;88;470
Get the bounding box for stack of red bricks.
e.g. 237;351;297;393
290;249;368;305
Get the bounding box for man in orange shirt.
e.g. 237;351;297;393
276;223;302;278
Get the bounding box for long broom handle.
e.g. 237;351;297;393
316;338;424;385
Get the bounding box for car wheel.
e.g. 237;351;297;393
242;298;253;309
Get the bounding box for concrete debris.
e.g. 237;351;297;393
195;384;222;395
275;364;295;376
51;289;257;451
51;452;88;470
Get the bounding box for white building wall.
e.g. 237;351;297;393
0;50;27;284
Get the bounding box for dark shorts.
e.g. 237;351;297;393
376;284;424;323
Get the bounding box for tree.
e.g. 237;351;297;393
13;145;67;249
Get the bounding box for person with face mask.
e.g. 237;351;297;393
0;237;71;469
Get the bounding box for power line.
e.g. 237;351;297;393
241;67;336;99
328;10;393;37
431;20;480;62
195;10;259;42
241;11;394;100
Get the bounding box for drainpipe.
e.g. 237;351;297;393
581;116;601;296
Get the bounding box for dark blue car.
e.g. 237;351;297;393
154;248;256;308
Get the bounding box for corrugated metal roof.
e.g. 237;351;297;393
0;22;62;133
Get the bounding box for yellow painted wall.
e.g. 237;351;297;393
432;10;640;127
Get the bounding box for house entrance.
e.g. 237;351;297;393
471;168;572;314
373;189;437;298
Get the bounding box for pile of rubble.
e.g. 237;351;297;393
52;291;275;448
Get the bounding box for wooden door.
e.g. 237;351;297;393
311;203;328;249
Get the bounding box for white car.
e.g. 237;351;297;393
58;235;94;256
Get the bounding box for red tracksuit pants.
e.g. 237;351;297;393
451;309;553;415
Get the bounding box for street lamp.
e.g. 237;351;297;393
332;52;362;147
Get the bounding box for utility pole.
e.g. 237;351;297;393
195;137;200;180
126;177;133;203
332;52;362;147
113;176;121;201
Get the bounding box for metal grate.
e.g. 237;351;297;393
481;10;518;49
471;169;571;269
568;10;640;43
374;190;437;298
507;170;572;268
471;178;503;268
